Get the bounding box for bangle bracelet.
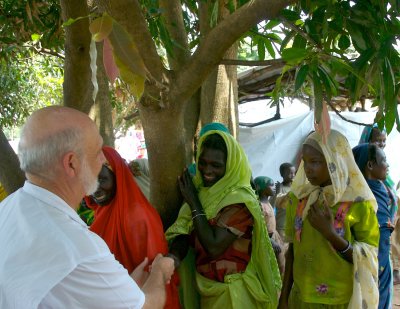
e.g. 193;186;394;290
338;240;351;255
192;213;206;220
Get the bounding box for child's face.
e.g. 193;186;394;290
282;166;296;183
370;128;386;149
302;144;331;187
260;184;275;198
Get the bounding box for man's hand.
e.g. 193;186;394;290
150;254;175;284
130;257;149;287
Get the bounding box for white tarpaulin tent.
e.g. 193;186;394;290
239;109;400;186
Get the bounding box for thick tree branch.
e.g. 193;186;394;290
98;0;165;79
159;0;191;70
170;0;296;104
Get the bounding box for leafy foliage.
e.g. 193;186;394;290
0;53;63;128
0;0;64;128
1;0;400;135
274;0;400;133
0;0;63;58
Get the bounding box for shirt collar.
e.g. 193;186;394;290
22;181;87;228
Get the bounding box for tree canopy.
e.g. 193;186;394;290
1;0;399;226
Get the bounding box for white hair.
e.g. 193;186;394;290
18;127;84;178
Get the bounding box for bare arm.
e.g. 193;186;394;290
178;169;238;258
141;254;175;309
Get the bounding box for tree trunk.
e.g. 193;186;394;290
94;0;294;229
200;43;239;137
60;0;93;113
0;130;25;194
199;1;239;137
139;98;186;228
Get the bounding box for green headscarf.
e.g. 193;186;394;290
166;130;281;309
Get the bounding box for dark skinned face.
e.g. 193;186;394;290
90;165;116;206
302;144;332;187
368;148;389;181
198;147;226;187
261;184;275;198
370;129;387;149
282;166;296;184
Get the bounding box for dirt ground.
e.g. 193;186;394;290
394;283;400;308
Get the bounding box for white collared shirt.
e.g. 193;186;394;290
0;182;145;309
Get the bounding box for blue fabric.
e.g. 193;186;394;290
358;124;385;144
189;123;231;176
366;179;393;309
352;143;393;308
352;143;369;173
199;123;230;137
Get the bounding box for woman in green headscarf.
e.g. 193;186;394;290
166;131;281;309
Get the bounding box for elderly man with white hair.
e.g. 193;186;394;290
0;106;174;309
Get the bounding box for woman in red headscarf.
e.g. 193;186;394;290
85;146;180;308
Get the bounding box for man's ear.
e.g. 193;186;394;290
367;161;373;170
63;152;79;177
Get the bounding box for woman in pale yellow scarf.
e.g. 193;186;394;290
278;130;380;309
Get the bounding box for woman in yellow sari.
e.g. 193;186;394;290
279;130;380;309
166;130;281;309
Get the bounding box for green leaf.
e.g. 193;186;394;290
257;40;265;60
280;30;296;50
382;57;396;133
282;47;309;65
347;21;367;50
107;20;147;100
31;33;41;42
265;20;281;30
227;0;236;13
338;35;350;50
62;18;76;27
312;71;323;123
317;66;337;102
89;14;113;42
382;57;395;103
293;34;307;49
281;9;300;21
295;64;309;91
330;57;368;84
62;15;88;27
264;39;275;59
